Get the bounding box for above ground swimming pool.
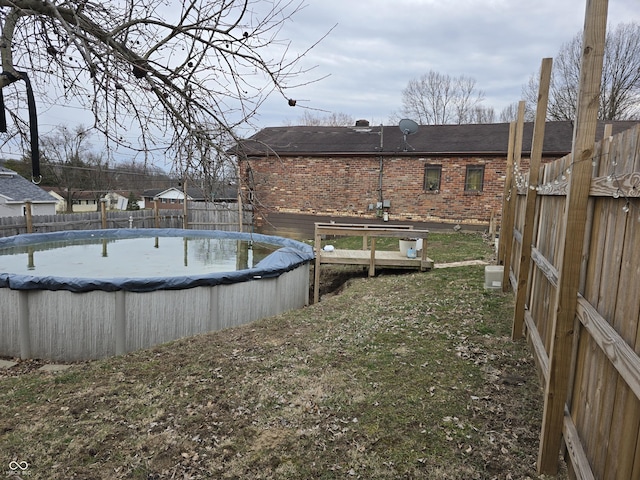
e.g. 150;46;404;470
0;234;276;279
0;228;314;361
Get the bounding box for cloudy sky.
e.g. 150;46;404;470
2;0;637;166
253;0;639;129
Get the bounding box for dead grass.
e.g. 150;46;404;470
0;234;565;479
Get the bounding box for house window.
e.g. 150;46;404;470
423;165;442;192
465;165;484;192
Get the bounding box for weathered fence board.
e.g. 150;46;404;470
513;57;552;339
0;202;251;238
505;123;640;479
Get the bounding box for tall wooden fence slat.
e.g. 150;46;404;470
504;123;640;479
501;104;526;291
513;57;552;339
498;121;517;265
531;2;609;474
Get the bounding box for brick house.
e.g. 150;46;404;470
236;120;639;236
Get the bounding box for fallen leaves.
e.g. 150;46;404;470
0;261;560;479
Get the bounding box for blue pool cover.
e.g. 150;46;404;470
0;229;314;293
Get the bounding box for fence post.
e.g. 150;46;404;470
237;185;244;232
24;200;33;233
497;122;515;265
100;198;108;229
537;0;608;474
512;58;552;339
154;199;160;228
501;101;526;292
182;179;189;229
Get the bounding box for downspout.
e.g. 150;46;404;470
379;125;389;221
378;124;384;204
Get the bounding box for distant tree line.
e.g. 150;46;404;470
3;125;173;213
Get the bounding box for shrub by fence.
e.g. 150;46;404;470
502;123;640;479
0;201;252;238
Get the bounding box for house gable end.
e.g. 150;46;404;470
0;167;58;203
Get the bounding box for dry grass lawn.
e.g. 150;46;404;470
0;233;566;479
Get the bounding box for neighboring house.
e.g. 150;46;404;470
44;188;65;213
43;188;145;212
71;191;101;212
142;183;237;210
142;187;202;210
103;191;145;210
209;182;239;203
41;187;101;213
0;167;57;217
235;120;639;233
103;191;128;210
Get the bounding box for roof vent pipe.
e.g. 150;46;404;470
355;119;370;127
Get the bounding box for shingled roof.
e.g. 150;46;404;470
238;121;640;157
0;167;57;203
143;183;238;202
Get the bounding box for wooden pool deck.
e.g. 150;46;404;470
313;222;433;303
319;248;434;269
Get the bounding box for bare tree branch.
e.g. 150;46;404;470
400;70;486;125
0;0;327;177
523;22;640;121
285;110;354;126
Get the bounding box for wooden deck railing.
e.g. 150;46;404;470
313;222;431;303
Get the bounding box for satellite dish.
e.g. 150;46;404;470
398;119;419;151
398;118;419;135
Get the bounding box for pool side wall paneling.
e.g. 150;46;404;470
2;264;310;362
0;289;20;357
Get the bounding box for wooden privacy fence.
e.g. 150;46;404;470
0;201;252;238
502;123;640;479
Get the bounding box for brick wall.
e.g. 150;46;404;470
242;154;515;226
